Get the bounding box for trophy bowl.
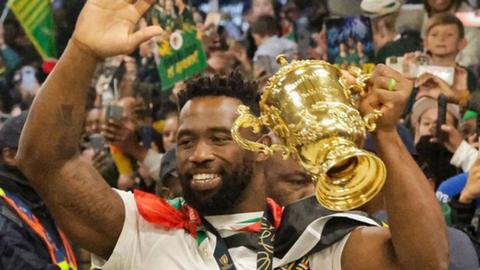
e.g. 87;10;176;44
232;55;386;211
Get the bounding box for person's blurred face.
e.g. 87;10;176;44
165;0;174;13
415;107;457;142
117;96;137;120
175;0;184;7
425;24;463;57
252;0;274;20
207;52;234;75
176;97;256;215
264;151;314;206
193;10;205;30
460;117;476;139
85;108;102;135
162;115;178;151
356;41;364;53
427;0;454;14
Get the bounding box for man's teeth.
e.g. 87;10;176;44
192;174;219;181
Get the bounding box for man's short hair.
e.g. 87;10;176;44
251;15;278;37
177;72;260;116
426;13;465;39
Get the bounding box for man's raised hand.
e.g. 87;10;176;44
72;0;163;58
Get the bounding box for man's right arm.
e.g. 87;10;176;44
16;0;162;259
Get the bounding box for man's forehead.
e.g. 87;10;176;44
179;96;242;128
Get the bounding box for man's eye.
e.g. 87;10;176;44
178;138;193;147
212;136;230;144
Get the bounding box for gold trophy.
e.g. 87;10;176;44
231;56;386;211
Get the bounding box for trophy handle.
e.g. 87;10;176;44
363;109;383;132
347;66;371;97
232;105;291;159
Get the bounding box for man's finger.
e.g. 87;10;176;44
128;25;163;52
372;76;392;91
133;0;155;16
374;64;403;82
371;86;398;103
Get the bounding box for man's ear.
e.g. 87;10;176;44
2;148;17;167
255;134;272;162
457;38;467;51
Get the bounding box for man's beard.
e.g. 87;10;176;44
179;158;254;216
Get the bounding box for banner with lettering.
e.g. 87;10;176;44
150;0;207;91
9;0;57;61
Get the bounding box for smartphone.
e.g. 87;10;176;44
138;125;153;148
437;95;447;144
89;133;106;151
106;104;124;121
109;61;127;98
134;83;152;119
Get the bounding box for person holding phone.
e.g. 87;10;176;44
415;13;476;104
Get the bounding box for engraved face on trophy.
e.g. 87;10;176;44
231;55;386;211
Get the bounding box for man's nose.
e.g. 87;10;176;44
188;141;214;164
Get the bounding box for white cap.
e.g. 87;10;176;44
361;0;401;17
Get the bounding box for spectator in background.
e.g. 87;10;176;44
361;0;424;64
411;96;462;187
0;24;21;79
85;107;103;136
422;0;480;67
436;159;480;255
251;15;297;75
416;13;476;102
156;146;182;199
262;132;314;206
411;96;460;144
361;0;401;53
251;0;276;22
162;111;178;152
0;112;78;269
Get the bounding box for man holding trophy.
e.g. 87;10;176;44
15;0;448;269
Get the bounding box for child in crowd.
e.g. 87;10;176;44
415;13;476;104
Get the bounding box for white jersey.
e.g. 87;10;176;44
93;190;378;269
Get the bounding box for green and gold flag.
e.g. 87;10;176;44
150;1;207;91
9;0;57;60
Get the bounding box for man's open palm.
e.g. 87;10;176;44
72;0;162;58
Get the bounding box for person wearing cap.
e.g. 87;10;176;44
0;112;78;269
412;96;480;173
361;0;402;52
411;96;460;143
156;146;182;199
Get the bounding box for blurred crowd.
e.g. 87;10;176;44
4;0;480;269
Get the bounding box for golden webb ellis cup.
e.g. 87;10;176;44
231;55;386;211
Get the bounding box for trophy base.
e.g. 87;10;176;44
299;137;386;211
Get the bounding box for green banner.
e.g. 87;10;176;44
9;0;57;60
151;1;207;91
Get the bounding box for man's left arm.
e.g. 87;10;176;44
341;65;449;270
